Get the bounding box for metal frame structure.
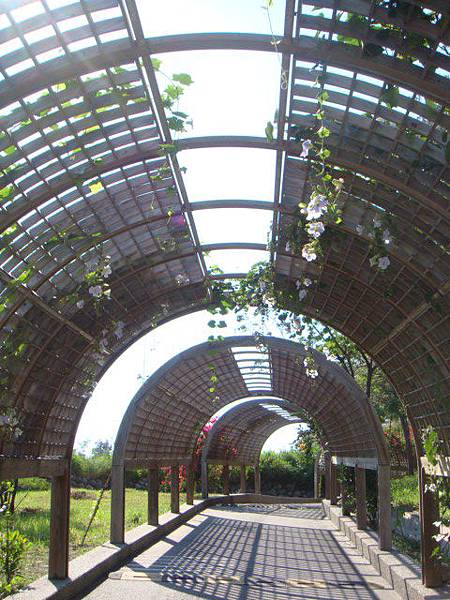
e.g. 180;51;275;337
0;0;448;587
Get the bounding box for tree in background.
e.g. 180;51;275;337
91;440;112;457
297;318;416;474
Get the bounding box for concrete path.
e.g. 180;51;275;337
81;503;401;600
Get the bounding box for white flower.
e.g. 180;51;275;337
378;256;390;270
285;241;291;252
104;288;111;299
102;264;112;278
373;216;382;228
303;278;312;287
88;285;103;298
76;299;85;309
99;338;108;354
298;289;307;301
305;194;328;221
332;177;344;192
259;280;267;292
306;368;319;379
425;483;437;493
114;321;125;339
300;139;312;158
0;415;10;426
302;244;317;262
295;279;301;290
85;259;97;272
382;229;391;244
175;274;190;285
356;224;364;235
307;221;325;239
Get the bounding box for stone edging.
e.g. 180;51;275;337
323;500;450;600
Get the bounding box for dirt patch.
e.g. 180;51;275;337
71;490;96;500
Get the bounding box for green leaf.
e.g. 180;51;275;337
380;85;400;109
172;73;194;86
3;145;17;156
317;126;330;138
164;84;184;100
0;185;13;201
151;58;162;71
167;116;186;132
316;90;329;104
423;427;439;466
265;121;274;142
207;320;216;328
89;180;104;194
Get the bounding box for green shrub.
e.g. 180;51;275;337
19;478;50;491
391;474;419;510
72;452;111;481
0;526;31;598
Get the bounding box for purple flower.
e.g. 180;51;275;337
300;139;312;158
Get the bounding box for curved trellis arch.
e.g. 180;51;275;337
0;0;448;585
109;334;390;545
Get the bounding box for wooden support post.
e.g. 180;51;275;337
49;470;70;579
186;463;195;505
254;463;261;495
170;465;180;513
240;465;246;493
222;464;230;495
147;466;159;526
355;467;367;530
324;452;331;500
330;462;338;505
341;477;350;516
314;454;321;498
419;466;442;587
377;464;392;550
201;460;208;499
110;464;125;544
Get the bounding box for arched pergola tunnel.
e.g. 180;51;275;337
0;0;448;589
200;398;303;497
110;336;392;551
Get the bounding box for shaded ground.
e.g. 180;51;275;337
82;504;400;600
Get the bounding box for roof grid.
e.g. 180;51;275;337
0;0;448;461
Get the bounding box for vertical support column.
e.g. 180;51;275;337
254;463;261;495
147;466;159;526
329;461;338;506
222;464;230;495
324;452;331;500
240;465;246;493
314;453;321;498
341;475;350;516
49;469;70;579
186;463;195;505
201;460;208;499
355;467;367;530
377;464;392;550
170;464;180;513
419;465;442;587
110;464;125;544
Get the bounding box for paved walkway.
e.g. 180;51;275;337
81;504;401;600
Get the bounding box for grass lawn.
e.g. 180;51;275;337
391;474;419;511
3;487;186;586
